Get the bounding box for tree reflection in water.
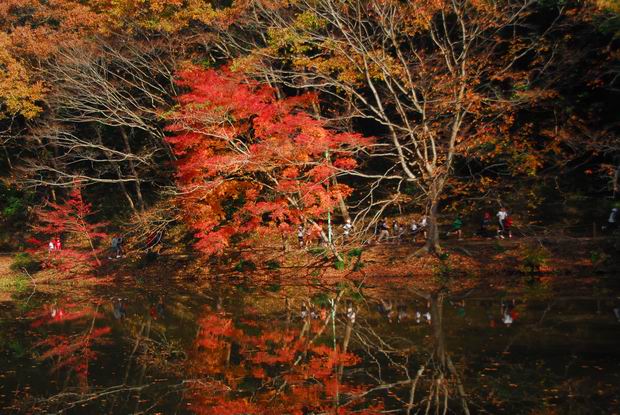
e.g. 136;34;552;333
186;301;382;414
185;290;473;414
31;302;111;391
7;283;620;414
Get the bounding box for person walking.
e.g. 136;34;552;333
602;207;619;232
410;219;421;242
342;219;353;240
411;215;429;242
392;220;404;242
497;207;509;239
111;235;124;258
478;212;492;238
504;215;513;238
446;215;463;240
377;218;390;243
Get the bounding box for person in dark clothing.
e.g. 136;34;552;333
113;298;126;320
111;235;124;258
478;212;492;238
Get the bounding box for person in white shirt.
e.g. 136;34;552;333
603;207;618;232
392;220;404;242
418;215;428;240
497;207;508;239
410;220;420;242
502;312;513;326
342;219;353;239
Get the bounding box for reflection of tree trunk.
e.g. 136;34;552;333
132;318;151;414
430;293;446;368
108;321;146;413
429;293;470;415
338;315;354;380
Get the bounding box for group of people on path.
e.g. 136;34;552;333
47;236;62;253
297;219;355;248
376;216;429;243
108;230;163;259
294;206;515;248
446;207;513;241
475;207;513;239
375;207;513;244
46;230;163;260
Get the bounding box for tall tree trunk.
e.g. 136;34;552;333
120;128;145;213
48;137;61;202
331;176;350;221
307;88;351;222
424;180;442;254
95;128;138;214
426;198;441;254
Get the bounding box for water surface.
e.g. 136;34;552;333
1;276;619;414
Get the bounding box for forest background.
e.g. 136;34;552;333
0;0;619;266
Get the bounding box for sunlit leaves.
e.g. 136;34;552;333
166;68;368;256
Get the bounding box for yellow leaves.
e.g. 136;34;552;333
230;54;262;73
265;12;325;55
0;0;106;119
478;176;497;192
518;153;543;176
293;10;327;31
97;0;217;32
595;0;620;13
0;34;46;119
469;0;498;14
267;27;299;50
400;0;445;34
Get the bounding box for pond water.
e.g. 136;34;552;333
1;276;620;414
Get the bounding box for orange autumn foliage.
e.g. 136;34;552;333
166;67;369;256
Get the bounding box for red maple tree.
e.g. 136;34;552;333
166;68;369;256
31;187;108;274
